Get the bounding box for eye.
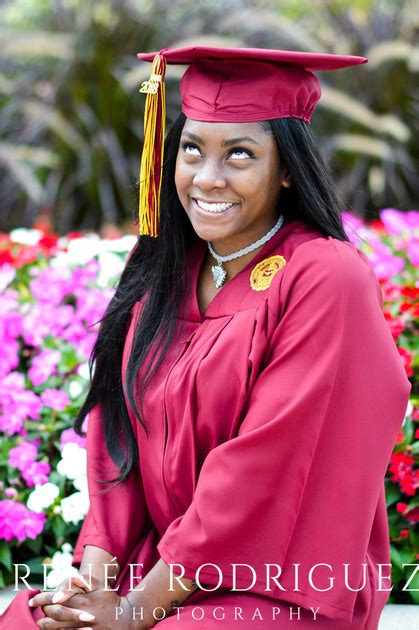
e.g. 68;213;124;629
181;142;201;156
229;148;254;160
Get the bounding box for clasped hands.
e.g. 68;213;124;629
29;573;149;630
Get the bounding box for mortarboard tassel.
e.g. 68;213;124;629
138;53;167;237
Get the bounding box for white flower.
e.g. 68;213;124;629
96;251;125;287
77;362;91;380
27;483;60;513
57;443;87;480
9;228;43;245
45;544;80;589
66;235;102;264
104;235;137;253
0;263;16;292
406;400;413;418
60;491;90;524
69;380;84;399
73;475;88;494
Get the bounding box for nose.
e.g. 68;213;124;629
192;159;227;192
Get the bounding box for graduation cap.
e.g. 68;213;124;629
136;46;367;237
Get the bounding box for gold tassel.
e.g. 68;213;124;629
138;53;167;236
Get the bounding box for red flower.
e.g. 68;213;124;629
395;430;405;444
370;219;386;232
400;529;409;538
0;249;15;265
396;502;408;513
401;286;419;300
66;231;84;240
13;245;41;268
383;311;405;338
397;346;414;377
415;429;419;439
382;284;402;302
405;506;419;524
39;234;59;249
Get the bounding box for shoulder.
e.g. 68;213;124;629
283;236;380;295
270;235;383;320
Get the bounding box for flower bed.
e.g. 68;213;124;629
0;211;417;602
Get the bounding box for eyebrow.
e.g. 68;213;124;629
182;131;261;147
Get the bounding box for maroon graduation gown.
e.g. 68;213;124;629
2;219;411;628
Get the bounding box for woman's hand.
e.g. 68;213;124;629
29;575;132;630
32;587;137;629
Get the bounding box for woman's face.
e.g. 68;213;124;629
175;118;291;253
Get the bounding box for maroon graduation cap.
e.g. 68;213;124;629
136;46;367;236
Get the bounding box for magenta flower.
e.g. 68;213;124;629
0;263;16;291
22;304;74;347
407;237;419;266
60;428;87;449
22;460;51;487
66;259;100;293
28;349;61;386
0;339;20;379
41;388;70;411
0;296;24;378
363;235;405;280
76;287;114;328
0;500;46;541
341;212;365;245
9;441;38;470
0;372;43;436
29;267;71;306
380;208;419;235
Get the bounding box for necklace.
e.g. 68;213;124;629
207;213;285;288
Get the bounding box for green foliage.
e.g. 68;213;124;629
0;0;417;225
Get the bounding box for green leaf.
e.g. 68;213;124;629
0;540;12;571
385;480;401;507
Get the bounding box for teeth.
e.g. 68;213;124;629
196;200;235;213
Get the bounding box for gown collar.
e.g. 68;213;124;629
185;218;320;321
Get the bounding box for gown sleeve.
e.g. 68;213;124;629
157;238;411;622
72;402;149;568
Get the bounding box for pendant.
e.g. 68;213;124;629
211;264;227;288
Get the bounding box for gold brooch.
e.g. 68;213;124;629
250;255;286;291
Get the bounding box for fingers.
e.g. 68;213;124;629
29;587;83;608
30;575;94;608
34;603;96;627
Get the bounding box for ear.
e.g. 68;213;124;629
281;169;293;189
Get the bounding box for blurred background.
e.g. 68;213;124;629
0;0;418;234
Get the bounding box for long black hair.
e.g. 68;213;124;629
73;113;349;485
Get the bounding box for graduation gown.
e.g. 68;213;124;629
1;219;411;629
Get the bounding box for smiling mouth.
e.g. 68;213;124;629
194;199;237;213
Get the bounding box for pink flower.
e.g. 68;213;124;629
60;428;86;450
0;263;16;291
22;304;74;347
380;209;419;235
0;339;20;379
76;287;114;328
341;212;365;245
9;441;38;470
22;460;51;487
0;373;43;436
29;267;71;306
28;349;61;386
407;237;419;266
41;388;70;411
0;500;46;541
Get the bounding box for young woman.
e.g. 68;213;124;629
2;47;411;629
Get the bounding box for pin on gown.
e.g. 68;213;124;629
1;219;411;629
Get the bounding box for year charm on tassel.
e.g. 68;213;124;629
139;74;162;94
211;264;227;288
